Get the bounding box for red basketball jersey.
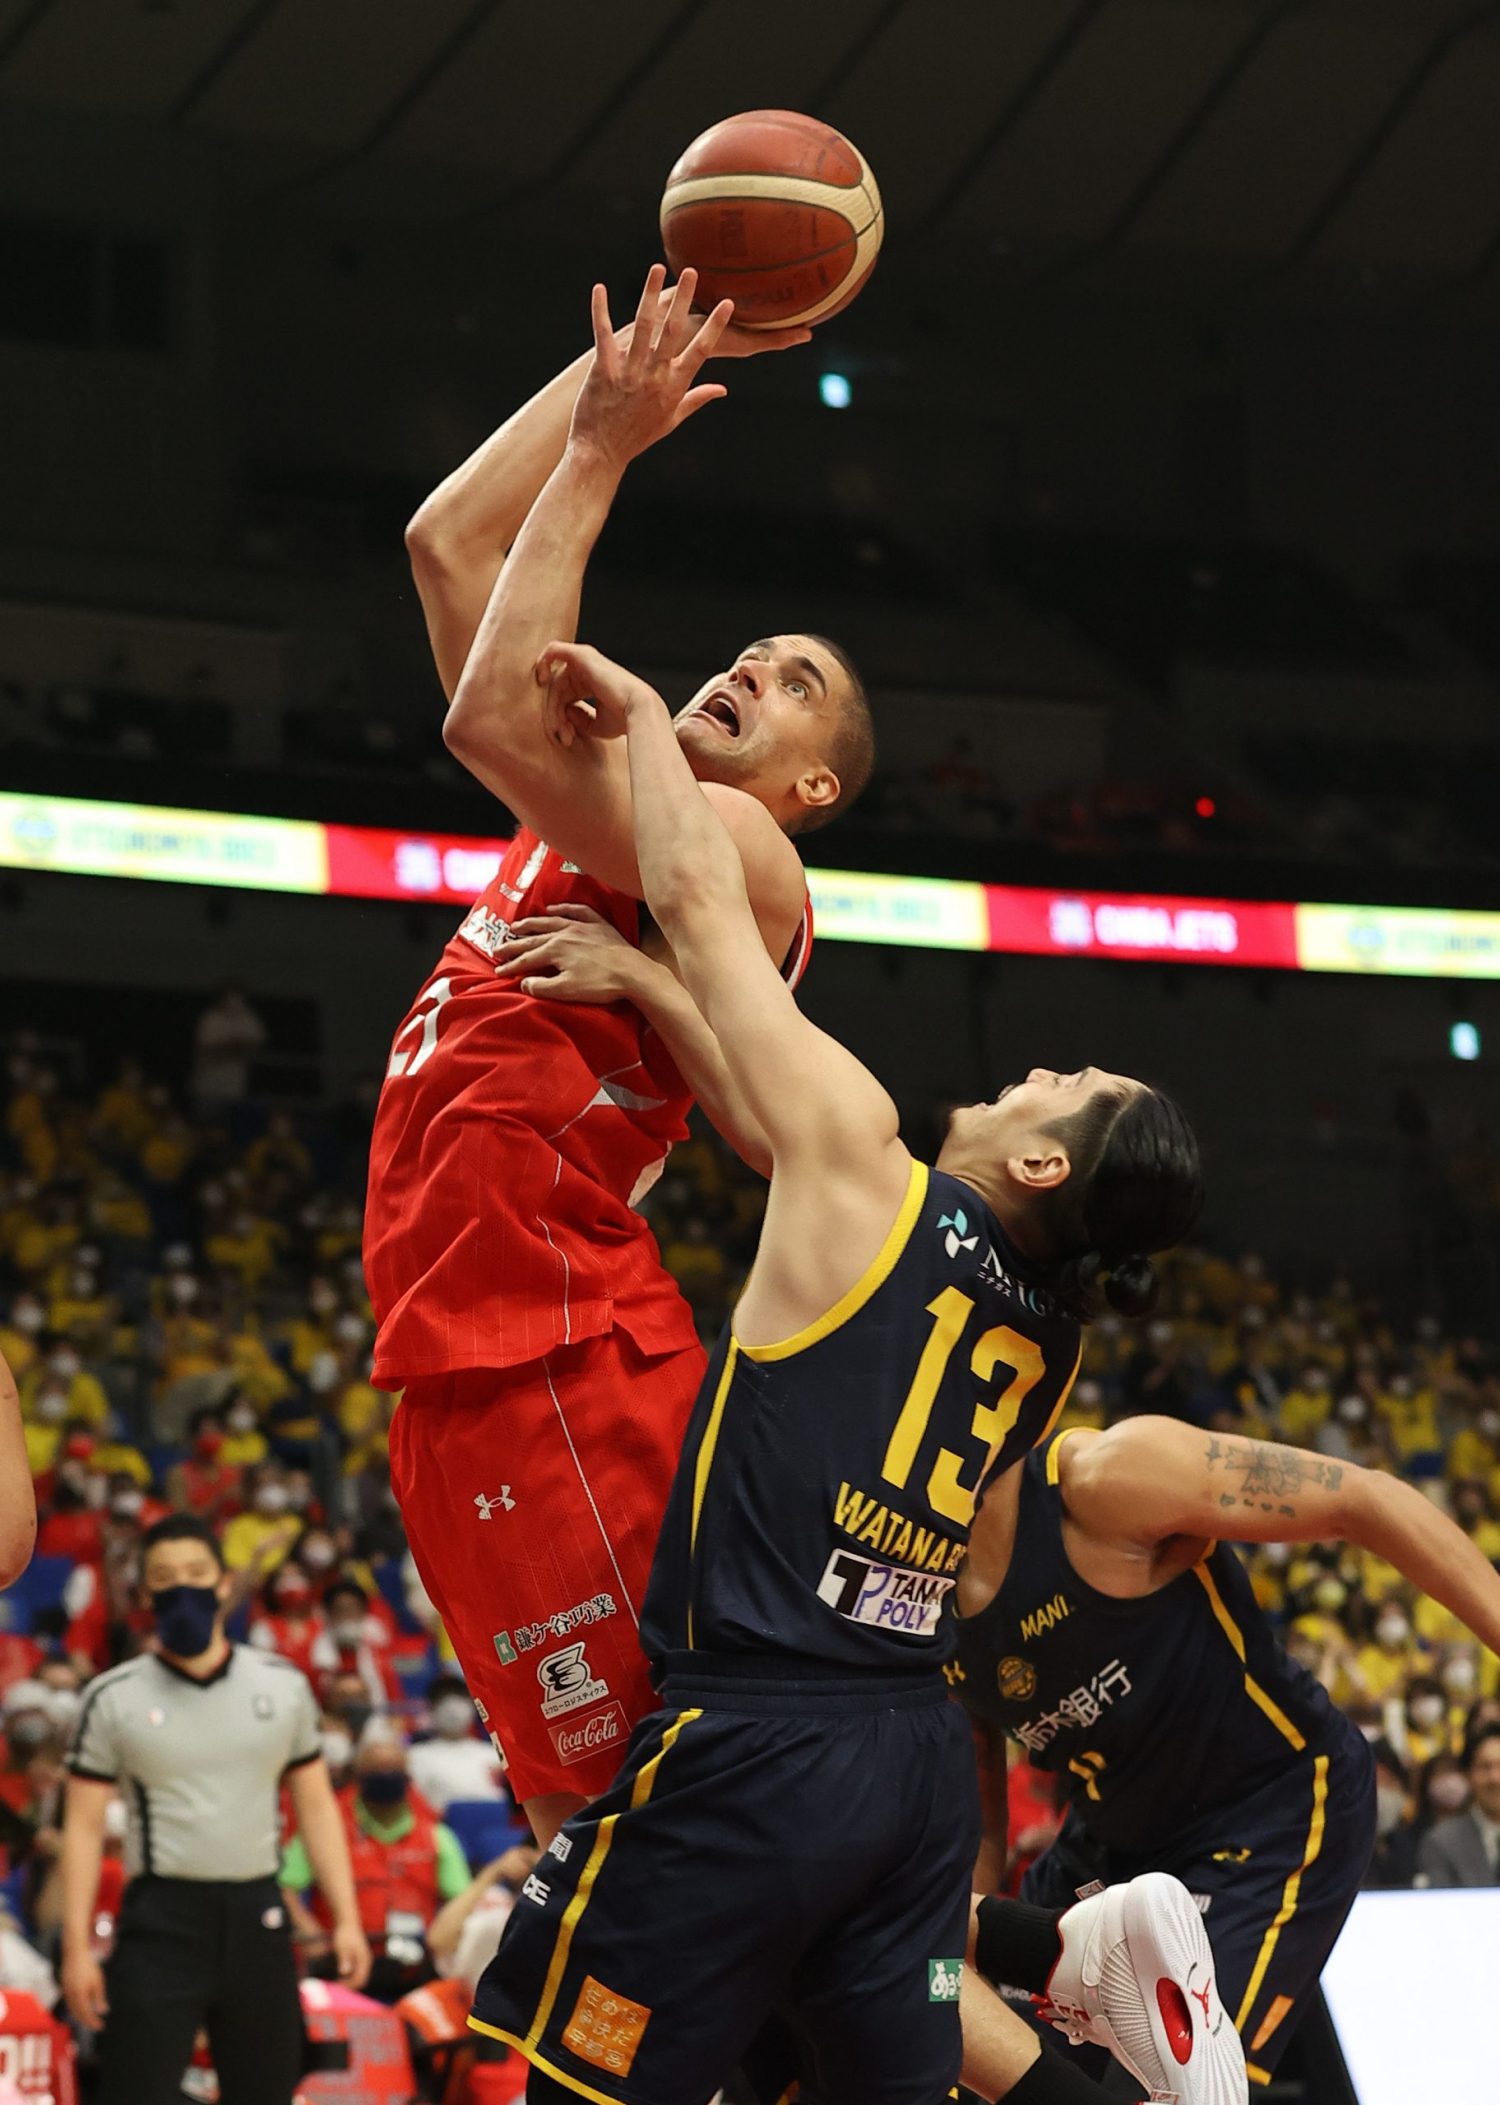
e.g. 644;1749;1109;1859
365;827;812;1385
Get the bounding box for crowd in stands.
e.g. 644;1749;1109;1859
0;1031;1497;2087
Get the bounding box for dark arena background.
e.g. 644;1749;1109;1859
1;4;1499;2101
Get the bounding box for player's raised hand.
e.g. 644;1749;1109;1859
570;265;734;471
634;280;811;361
536;640;663;747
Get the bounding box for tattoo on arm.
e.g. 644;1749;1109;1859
1203;1436;1343;1520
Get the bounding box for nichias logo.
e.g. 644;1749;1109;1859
938;1209;978;1260
928;1959;963;2002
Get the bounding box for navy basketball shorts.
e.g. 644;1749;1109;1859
1022;1728;1376;2087
470;1662;979;2105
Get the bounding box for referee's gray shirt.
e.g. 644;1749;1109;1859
66;1645;322;1881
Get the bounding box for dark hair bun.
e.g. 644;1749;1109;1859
1102;1253;1158;1318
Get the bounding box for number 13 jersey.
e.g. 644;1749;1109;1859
641;1158;1083;1673
365;826;813;1385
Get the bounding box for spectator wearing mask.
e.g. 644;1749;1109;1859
0;1291;46;1382
1278;1362;1334;1445
59;1515;370;2103
1399;1674;1458;1767
408;1675;507;1813
1417;1723;1500;1887
220;1461;298;1572
1364;1741;1419;1889
248;1560;324;1682
322;1668;379;1749
282;1730;468;2004
308;1578;400;1705
220;1391;269;1469
1376;1364;1444;1479
164;1409;242;1522
1355;1602;1427;1704
1317;1390;1389;1469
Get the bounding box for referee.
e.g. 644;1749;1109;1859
59;1515;371;2104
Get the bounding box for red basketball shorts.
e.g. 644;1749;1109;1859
388;1328;705;1805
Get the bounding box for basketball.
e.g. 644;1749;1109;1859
660;110;883;330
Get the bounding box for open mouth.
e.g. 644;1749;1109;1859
697;691;742;737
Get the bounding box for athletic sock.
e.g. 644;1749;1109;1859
975;1895;1068;1994
1002;2038;1143;2105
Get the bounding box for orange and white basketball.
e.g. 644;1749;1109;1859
659;110;883;330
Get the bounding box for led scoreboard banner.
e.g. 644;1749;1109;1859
3;790;1500;981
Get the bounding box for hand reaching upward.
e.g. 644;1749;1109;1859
569;265;736;472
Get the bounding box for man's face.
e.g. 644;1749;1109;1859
1470;1738;1500;1820
675;635;847;821
142;1537;225;1598
943;1068;1139;1174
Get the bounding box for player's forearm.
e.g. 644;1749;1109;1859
0;1360;36;1586
629;961;772;1177
1346;1467;1500;1656
624;688;749;952
407;351;596;702
445;443;620;777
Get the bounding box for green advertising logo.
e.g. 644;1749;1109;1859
928;1959;962;2003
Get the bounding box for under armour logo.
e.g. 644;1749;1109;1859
938;1209;979;1260
474;1488;516;1519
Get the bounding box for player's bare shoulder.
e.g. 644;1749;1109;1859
696;781;808;959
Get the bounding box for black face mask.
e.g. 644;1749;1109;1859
359;1770;408;1810
151;1584;221;1658
338;1702;373;1741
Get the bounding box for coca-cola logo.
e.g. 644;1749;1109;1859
548;1702;628;1766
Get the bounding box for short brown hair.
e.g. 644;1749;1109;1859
799;633;875;831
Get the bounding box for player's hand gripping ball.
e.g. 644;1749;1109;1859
660;109;883;329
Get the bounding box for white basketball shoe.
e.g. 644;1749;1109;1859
1038;1872;1247;2104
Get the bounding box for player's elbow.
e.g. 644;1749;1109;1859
404;503;457;579
443;671;519;770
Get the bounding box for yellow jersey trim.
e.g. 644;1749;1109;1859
686;1345;739;1647
735;1157;929;1362
524;1709;701;2048
1035;1340;1084;1454
1246;2064;1272;2087
1044;1421;1090;1486
1233;1753;1329;2034
463;2024;623;2105
1192;1561;1307;1753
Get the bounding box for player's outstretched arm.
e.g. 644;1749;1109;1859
1061;1417;1500;1658
541;639;914;1339
492;903;774;1176
407;296;809;704
442;268;734;894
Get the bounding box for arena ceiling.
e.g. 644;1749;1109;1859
3;0;1500;315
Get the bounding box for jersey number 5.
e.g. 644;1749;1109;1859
386;976;454;1080
880;1286;1047;1527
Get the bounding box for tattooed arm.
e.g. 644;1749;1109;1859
1059;1417;1500;1657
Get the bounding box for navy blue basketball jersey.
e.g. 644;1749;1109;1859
953;1434;1343;1852
641;1159;1084;1672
